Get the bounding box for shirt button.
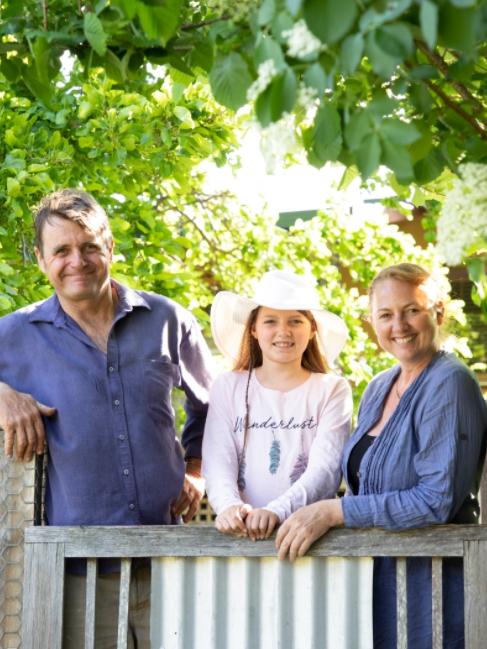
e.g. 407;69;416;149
123;468;130;476
129;503;135;510
114;399;120;406
118;434;125;441
357;472;361;478
108;366;115;373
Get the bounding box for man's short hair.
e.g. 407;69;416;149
35;189;112;252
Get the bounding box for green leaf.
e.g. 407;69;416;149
209;53;253;110
381;139;414;184
337;165;359;190
450;0;476;6
254;34;285;69
375;23;413;60
303;0;357;45
356;132;381;178
32;37;50;85
410;84;433;112
409;64;439;80
365;31;399;78
256;67;297;126
311;104;342;164
6;177;21;197
420;0;438;50
413;149;444;184
340;33;364;74
113;0;138;19
381;119;421;145
467;258;484;283
258;0;276;25
439;6;476;52
303;63;327;94
286;0;302;17
136;0;183;45
21;66;55;109
84;12;107;57
345;110;373;151
358;1;412;32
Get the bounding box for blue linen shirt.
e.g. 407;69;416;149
0;281;214;527
341;351;487;649
342;351;487;529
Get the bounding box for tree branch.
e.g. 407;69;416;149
41;0;48;30
424;79;487;140
415;39;486;116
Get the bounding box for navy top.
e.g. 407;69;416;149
0;281;214;527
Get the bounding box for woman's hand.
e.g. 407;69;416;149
275;499;344;561
245;508;280;540
215;504;253;536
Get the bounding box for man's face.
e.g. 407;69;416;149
35;216;113;307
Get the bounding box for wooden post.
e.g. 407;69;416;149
22;542;65;649
464;540;487;649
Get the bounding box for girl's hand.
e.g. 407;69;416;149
245;508;280;541
215;504;252;536
275;499;344;561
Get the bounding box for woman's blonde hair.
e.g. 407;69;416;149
369;263;447;307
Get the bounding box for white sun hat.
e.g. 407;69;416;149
211;269;348;365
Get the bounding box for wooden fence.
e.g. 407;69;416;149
21;524;487;649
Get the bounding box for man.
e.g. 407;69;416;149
0;189;213;648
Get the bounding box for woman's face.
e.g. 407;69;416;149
370;278;443;369
251;307;314;367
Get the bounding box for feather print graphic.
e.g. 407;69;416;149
237;452;246;491
290;453;308;483
269;438;281;474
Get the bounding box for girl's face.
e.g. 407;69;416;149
251;307;315;367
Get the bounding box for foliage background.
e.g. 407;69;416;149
0;0;485;408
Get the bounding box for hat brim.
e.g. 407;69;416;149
211;291;348;366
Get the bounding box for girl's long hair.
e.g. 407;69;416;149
233;307;329;463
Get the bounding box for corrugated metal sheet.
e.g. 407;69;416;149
151;556;373;649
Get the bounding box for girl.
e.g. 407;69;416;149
202;270;352;540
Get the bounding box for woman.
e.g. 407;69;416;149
276;263;487;648
202;269;352;540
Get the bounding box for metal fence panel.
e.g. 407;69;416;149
150;556;373;649
0;431;34;649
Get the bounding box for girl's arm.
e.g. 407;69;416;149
202;374;246;516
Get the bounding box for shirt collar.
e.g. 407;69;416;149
28;280;151;326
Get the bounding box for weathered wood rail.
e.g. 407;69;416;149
21;524;487;649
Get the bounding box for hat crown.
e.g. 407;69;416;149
252;270;321;310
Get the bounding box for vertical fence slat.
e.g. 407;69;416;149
431;558;443;649
396;558;407;649
464;540;487;649
117;558;131;649
84;558;98;649
22;542;65;649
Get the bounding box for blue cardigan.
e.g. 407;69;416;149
341;352;487;649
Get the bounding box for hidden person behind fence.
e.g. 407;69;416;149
276;263;487;649
0;189;214;649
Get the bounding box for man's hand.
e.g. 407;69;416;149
0;383;56;462
245;508;279;541
275;499;344;561
215;503;253;537
171;458;205;523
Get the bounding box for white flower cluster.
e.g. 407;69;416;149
297;83;319;125
282;19;323;60
259;113;298;173
437;163;487;265
246;59;278;101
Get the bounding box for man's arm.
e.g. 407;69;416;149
171;457;206;523
0;382;56;462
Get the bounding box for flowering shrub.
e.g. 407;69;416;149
282;20;324;60
437;164;487;266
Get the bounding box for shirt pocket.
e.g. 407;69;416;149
144;358;181;397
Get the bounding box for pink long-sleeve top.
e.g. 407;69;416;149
202;370;353;522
